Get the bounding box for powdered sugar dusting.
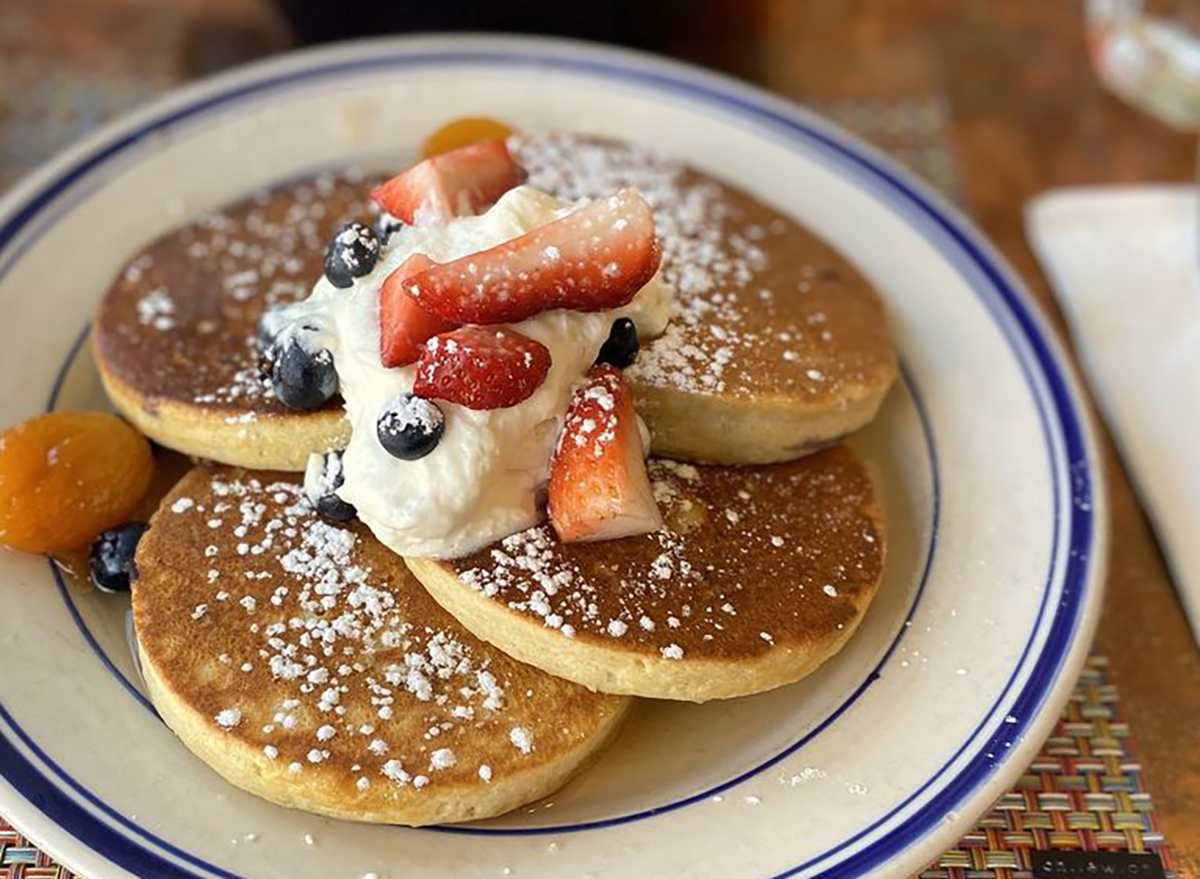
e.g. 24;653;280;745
556;368;623;460
514;134;876;400
514;135;772;395
215;708;242;729
455;450;883;659
509;726;534;754
377;394;444;437
147;470;596;798
104;172;369;411
136;289;176;331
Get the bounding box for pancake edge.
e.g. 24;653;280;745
632;370;895;464
135;626;633;826
405;544;883;704
94;336;350;472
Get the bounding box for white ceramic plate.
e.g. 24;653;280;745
0;35;1105;879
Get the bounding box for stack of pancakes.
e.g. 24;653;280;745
95;133;896;825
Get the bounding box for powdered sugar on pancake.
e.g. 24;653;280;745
154;472;572;794
514;134;773;395
102;171;370;411
514;133;885;400
453;450;883;659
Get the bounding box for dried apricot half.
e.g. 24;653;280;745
422;117;516;159
0;412;154;553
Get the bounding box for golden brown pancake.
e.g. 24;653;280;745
92;173;365;469
406;445;885;702
133;466;630;825
94;132;895;471
514;133;898;464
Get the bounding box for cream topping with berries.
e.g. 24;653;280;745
273;186;672;559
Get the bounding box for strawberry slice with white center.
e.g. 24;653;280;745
369;139;523;226
413;326;552;410
548;365;662;543
404;188;662;325
379;254;461;368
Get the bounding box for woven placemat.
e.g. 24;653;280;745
0;60;1176;879
0;825;73;879
918;655;1174;878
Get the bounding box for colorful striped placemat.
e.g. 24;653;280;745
0;57;1176;879
918;655;1173;878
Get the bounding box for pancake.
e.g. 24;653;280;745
95;131;895;472
133;466;630;825
92;173;364;470
514;133;898;464
405;445;885;702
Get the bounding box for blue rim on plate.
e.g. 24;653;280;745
0;37;1102;879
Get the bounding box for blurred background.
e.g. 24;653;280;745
2;1;1199;876
1;0;1194;280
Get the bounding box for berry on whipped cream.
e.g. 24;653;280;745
379;254;457;367
369;139;524;226
376;394;445;461
266;138;675;559
548;364;662;543
414;327;552;411
399;187;660;325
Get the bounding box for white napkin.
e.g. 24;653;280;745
1026;185;1200;642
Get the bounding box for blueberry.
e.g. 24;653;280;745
377;394;445;460
316;492;357;522
304;451;356;521
271;337;338;410
324;222;379;288
596;318;640;368
89;523;149;593
374;211;405;246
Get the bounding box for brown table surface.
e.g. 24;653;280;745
5;0;1200;876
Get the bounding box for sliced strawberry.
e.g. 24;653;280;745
413;326;551;410
369;139;523;226
405;188;661;325
379;254;461;368
548;365;662;543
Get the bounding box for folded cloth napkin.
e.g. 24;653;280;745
1027;185;1200;643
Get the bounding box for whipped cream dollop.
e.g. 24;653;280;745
274;186;674;559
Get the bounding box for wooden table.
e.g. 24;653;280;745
5;0;1199;875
